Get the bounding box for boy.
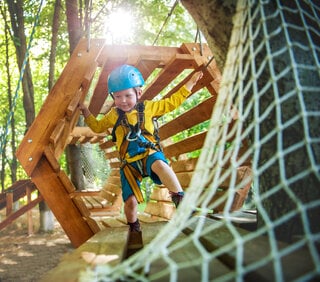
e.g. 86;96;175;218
79;64;203;232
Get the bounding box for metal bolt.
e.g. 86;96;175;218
77;53;82;57
192;47;197;51
28;157;33;162
28;139;32;143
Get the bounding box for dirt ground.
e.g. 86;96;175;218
0;209;74;282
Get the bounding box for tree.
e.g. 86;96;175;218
6;0;35;129
64;0;86;191
0;3;18;190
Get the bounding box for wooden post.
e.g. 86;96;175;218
6;192;13;216
26;185;33;235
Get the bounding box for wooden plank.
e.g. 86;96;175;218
5;192;13;216
40;226;129;282
26;185;33;235
171;157;198;173
99;139;114;150
49;119;65;147
67;89;83;118
88;64;110;116
147;222;231;281
136;57;162;79
31;155;95;247
142;54;197;101
83;216;101;234
57;170;75;193
138;213;169;223
101;182;121;195
159;96;215;140
144;201;175;219
163;131;206;159
183;217;316;281
176;171;193;188
51;120;73;158
70;126;107;139
109;161;121;169
43;146;60;173
107;176;121;186
97;44;183;68
68;135;81;145
83;196;105;209
99;190;118;203
149;187;171;202
104;150;119;159
16;38;105;176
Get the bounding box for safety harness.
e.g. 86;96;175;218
112;102;162;203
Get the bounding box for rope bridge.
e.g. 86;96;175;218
78;1;320;281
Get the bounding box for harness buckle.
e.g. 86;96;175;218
126;128;141;141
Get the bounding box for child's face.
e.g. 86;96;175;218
113;88;141;112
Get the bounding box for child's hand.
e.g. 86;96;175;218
78;102;91;117
185;71;203;91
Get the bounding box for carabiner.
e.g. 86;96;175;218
126;128;141;141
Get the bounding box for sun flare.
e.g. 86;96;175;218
105;9;135;44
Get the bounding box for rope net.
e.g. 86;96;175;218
81;1;320;281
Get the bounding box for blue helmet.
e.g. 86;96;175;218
107;64;145;94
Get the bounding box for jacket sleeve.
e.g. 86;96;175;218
147;85;191;116
84;109;116;133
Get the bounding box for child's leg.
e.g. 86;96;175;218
124;195;141;232
151;160;183;193
120;168;141;232
151;159;184;207
124;195;138;223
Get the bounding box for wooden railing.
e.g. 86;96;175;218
0;179;43;234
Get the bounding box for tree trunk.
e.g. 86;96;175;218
181;0;320;243
65;0;86;191
66;144;85;191
48;0;62;91
6;0;35;129
39;200;55;232
181;0;236;71
0;3;17;190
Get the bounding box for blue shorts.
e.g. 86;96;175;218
120;151;168;202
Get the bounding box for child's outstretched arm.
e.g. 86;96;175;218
185;71;203;92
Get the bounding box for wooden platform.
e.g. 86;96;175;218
40;217;316;281
40;221;167;282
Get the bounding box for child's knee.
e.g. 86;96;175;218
125;195;137;209
151;159;168;171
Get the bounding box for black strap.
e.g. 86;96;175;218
111;108;125;142
111;102;145;142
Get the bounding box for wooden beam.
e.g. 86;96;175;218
31;155;95;247
16;38;105;176
163;131;207;159
142;54;197;100
97;44;182;67
71;126;107;138
159;96;215;140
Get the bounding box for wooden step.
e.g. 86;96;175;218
40;221;167;282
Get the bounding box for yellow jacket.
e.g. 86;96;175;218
85;85;191;162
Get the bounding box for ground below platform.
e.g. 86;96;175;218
0;208;73;282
